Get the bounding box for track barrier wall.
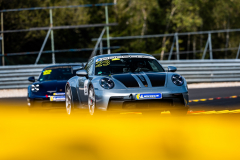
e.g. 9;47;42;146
0;59;239;89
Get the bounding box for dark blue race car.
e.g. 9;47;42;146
27;64;82;107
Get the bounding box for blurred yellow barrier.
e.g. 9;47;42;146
1;106;240;160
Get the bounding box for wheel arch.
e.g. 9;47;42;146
65;82;70;91
88;82;94;90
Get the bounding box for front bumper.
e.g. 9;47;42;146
27;94;65;107
108;94;188;111
94;87;189;111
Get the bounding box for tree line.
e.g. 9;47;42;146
0;0;240;64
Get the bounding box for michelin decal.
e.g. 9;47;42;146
136;93;162;100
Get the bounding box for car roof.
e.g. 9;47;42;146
43;64;82;70
93;53;153;59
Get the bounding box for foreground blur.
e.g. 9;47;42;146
1;102;240;160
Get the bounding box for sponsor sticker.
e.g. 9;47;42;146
143;56;154;59
50;96;65;101
53;93;65;96
96;58;102;62
102;57;109;61
129;55;138;58
109;57;115;60
136;93;162;100
84;80;89;95
111;58;120;61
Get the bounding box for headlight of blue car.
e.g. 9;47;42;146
100;78;114;89
31;84;40;92
172;74;184;86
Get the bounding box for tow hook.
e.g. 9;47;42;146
129;94;134;100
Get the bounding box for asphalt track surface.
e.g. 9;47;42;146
189;86;240;112
0;86;239;112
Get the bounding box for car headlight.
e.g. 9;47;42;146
31;84;40;92
100;78;114;89
172;74;184;86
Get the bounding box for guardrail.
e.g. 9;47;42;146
0;59;239;89
160;60;240;83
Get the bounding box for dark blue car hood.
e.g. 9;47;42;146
32;80;67;95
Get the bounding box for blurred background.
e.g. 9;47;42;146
0;0;240;65
1;0;240;90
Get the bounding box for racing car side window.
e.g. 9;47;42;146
85;59;94;75
148;60;164;72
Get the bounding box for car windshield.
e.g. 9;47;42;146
38;66;76;81
95;58;165;75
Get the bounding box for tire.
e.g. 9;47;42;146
170;108;188;116
88;85;96;116
65;85;73;115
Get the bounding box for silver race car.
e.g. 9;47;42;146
65;53;189;115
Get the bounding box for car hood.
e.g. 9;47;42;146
32;80;67;95
111;72;166;88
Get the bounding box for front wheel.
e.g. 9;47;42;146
65;86;73;115
88;86;96;116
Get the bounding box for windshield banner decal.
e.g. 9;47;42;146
95;55;154;62
111;58;120;61
43;70;52;75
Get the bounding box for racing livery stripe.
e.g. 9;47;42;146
112;74;139;88
145;73;166;87
135;74;148;87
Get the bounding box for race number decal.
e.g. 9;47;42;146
95;60;110;67
43;70;52;75
84;80;89;95
102;60;110;66
95;61;102;67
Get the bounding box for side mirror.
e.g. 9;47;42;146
28;76;35;82
168;66;177;72
76;69;88;77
